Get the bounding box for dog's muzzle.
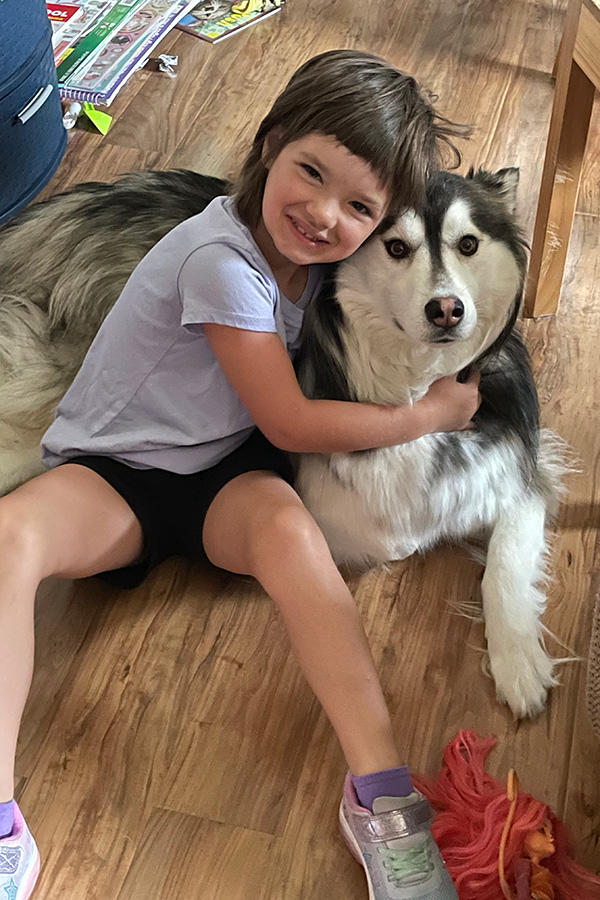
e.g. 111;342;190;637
425;296;465;342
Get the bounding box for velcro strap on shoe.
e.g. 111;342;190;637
366;799;434;841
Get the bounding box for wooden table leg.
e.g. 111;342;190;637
524;62;594;317
524;0;592;316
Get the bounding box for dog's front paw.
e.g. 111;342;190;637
488;637;557;718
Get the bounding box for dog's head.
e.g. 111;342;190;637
337;167;528;379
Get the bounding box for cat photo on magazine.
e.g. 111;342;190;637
177;0;285;44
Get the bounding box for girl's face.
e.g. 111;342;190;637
255;133;389;270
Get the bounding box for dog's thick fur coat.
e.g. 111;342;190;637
0;168;566;717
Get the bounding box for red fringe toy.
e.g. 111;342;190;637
412;731;600;900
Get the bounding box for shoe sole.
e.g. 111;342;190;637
338;800;375;900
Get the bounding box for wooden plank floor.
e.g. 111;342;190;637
19;0;600;896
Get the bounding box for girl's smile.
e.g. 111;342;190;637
286;213;330;246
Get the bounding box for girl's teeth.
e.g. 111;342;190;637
294;219;322;242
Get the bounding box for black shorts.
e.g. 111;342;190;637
65;429;295;589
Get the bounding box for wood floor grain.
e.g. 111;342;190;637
21;0;600;896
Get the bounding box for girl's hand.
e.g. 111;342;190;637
418;370;481;433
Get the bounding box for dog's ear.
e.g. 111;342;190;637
466;167;520;216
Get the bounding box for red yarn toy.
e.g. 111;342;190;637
412;731;600;900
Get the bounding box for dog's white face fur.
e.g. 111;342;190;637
334;196;523;404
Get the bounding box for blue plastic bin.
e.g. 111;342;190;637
0;0;67;225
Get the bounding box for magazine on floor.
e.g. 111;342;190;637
176;0;284;43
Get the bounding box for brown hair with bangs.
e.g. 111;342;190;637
234;49;471;230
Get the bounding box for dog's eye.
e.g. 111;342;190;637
384;239;410;259
459;235;479;256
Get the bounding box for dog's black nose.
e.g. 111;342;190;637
425;296;464;329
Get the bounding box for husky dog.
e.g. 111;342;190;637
0;168;564;717
294;168;567;719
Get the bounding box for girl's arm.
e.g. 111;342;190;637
203;324;480;453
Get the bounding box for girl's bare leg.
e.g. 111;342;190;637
0;464;143;800
202;470;401;775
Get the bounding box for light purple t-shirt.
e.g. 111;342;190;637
41;196;325;474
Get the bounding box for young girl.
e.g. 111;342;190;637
0;50;479;899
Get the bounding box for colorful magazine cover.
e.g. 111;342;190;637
53;1;118;65
47;2;84;47
61;0;197;105
56;0;147;84
51;0;111;63
177;0;284;43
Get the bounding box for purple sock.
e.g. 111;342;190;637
351;766;413;812
0;800;14;839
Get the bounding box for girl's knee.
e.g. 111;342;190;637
203;474;329;577
247;500;325;573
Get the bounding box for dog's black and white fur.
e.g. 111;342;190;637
0;167;566;718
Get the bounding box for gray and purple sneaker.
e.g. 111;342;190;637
0;803;40;899
339;774;457;899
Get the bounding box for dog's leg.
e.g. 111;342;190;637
481;491;557;717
